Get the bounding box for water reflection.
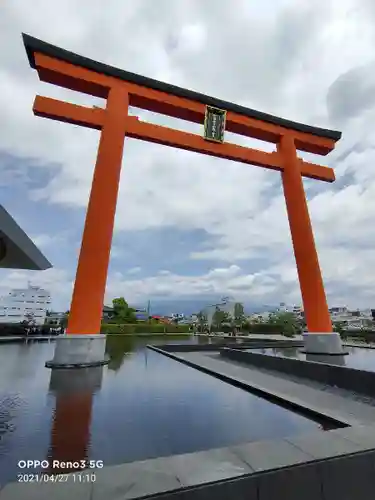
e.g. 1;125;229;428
105;335;198;371
273;347;299;359
0;395;21;452
47;367;103;474
105;335;136;371
0;335;327;485
305;354;347;366
196;335;244;347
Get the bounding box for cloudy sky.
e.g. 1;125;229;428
1;0;375;312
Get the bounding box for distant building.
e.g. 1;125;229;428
102;305;114;321
45;311;66;326
329;307;374;330
150;315;173;324
273;303;304;320
169;313;185;322
249;312;272;322
0;283;51;325
135;308;148;321
329;306;348;314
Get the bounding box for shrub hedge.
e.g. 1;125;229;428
244;323;291;334
340;329;375;343
101;322;191;335
0;323;62;337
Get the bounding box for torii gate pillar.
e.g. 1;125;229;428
279;136;344;355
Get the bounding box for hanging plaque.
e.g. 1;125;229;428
203;106;226;143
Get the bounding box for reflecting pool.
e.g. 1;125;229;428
0;335;327;485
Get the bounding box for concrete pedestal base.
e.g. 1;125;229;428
45;334;109;368
302;332;347;356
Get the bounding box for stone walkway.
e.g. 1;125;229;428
174;351;375;427
2;422;375;500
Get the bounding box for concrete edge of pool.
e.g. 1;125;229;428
220;346;375;399
2;339;375;499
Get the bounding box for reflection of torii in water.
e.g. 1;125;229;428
47;367;104;475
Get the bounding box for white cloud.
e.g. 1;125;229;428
177;23;207;52
104;264;280;305
126;267;142;275
0;268;73;311
0;263;279;311
30;233;67;248
1;0;375;309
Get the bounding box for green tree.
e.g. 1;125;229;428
333;321;346;336
112;297;137;324
105;334;136;371
241;320;252;332
213;307;229;330
196;311;206;332
234;302;244;319
234;302;245;329
25;312;36;327
268;311;300;337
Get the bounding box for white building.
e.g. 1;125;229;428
170;313;184;321
0;283;52;325
45;311;66;326
249;312;273;322
329;306;348;315
276;303;303;315
329;307;374;330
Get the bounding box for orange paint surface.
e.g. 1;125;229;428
278;136;332;332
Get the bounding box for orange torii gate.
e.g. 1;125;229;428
23;33;341;337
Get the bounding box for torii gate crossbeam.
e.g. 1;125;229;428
22;33;342;336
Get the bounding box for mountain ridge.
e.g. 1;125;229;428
129;298;279;316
